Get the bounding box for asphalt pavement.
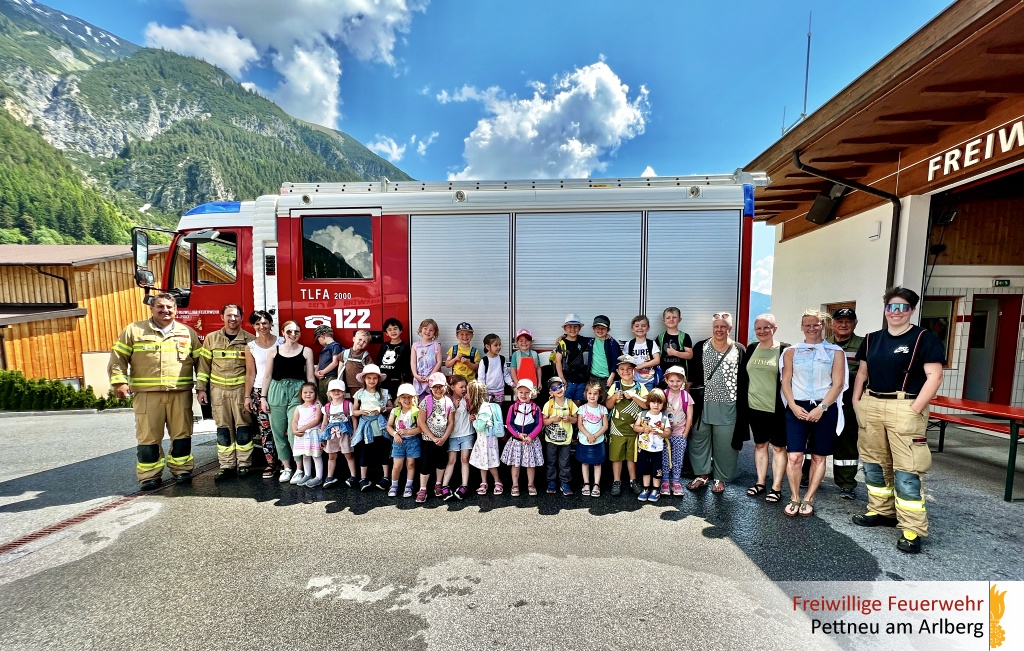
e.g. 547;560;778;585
0;411;1020;650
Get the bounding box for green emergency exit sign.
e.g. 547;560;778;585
993;279;1011;287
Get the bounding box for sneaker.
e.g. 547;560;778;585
591;485;601;498
278;469;293;483
648;490;660;503
358;478;372;492
376;478;391;491
581;484;591;497
637;489;650;501
304;476;322;488
441;486;454;501
897;532;922;554
455;486;468;500
388;484;399;497
610;480;622;497
290;471;307;485
851;512;899;528
344;476;358;489
838;487;856;500
546;481;557;495
434;482;443;498
629;479;644;496
560;482;573;496
660;481;670;495
671;481;684;496
403;483;414;498
323;477;339;489
416;488;428;503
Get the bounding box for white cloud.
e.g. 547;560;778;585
443;61;649;180
144;23;258;77
751;255;774;294
148;0;428;127
309;225;373;277
367;135;406;162
641;166;656;177
416;131;439;155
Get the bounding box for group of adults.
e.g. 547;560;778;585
108;286;943;554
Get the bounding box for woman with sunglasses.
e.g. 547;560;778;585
851;287;944;554
259;321;315;483
244;310;285;478
686;312;747;493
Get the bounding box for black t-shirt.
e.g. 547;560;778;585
558;336;591;382
378;340;411;394
659;332;693;372
855;326;945;394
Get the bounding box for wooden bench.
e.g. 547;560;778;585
929;396;1023;502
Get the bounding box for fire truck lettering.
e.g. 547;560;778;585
333;308;372;329
300;288;332;300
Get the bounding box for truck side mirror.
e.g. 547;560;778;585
133;229;150;268
135;268;155;287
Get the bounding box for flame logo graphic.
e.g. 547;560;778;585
991;584;1006;648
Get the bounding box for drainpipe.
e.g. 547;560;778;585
35;266;75;306
792;151;902;288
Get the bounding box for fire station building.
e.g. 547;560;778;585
747;0;1024;407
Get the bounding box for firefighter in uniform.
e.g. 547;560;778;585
851;288;944;554
109;293;201;490
196;304;255;480
827;307;864;499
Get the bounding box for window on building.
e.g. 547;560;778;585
302;216;374;280
196;232;238;284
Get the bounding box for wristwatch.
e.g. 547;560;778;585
819;402;830;412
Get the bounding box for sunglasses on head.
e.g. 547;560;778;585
713;312;732;319
885;303;913;314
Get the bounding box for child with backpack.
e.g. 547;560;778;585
386;384;421;498
352;364;391;491
542;377;578;495
501;379;544;496
468;379;503;495
479;333;508;404
661;366;693;496
412;319;442;397
321;379;355;489
442;374;474;501
313;325;344;404
341;330;372;397
606;355;650;496
445;322;481;381
509;328;541;388
554;313;592;403
589;314;623;387
625;315;662;392
576;380;609;497
657;307;693;383
415;372;454;503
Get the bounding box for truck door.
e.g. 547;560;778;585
165;228;247;340
278;210;383;349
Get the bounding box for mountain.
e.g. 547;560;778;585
747;291;772;340
0;0;412;244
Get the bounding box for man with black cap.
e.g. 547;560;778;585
828;307;864;498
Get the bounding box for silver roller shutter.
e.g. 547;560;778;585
514;212;642;348
410;214;511;357
645;210;741;343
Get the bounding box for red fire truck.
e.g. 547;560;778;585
131;173;767;351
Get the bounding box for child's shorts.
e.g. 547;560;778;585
392;435;422;459
608;434;638;462
448;434;474;452
636;449;661;476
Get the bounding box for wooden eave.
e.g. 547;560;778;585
744;0;1024;240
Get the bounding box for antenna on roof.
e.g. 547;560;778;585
782;12;813;136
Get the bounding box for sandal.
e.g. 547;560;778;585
527;485;538;497
477;482;488;495
784;500;801;517
711;479;726;493
799;500;815;517
765;489;783;503
686;476;709;491
591;485;601;498
510;486;521;497
262;466;276;479
493;482;504;495
746;483;766;497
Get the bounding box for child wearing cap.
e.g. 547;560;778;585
412;319;442;397
588;315;623;387
445;322;482;382
633;389;671;502
352;364;392;491
313;325;344;404
554;313;592;403
378;317;412;401
661;366;693;496
386;384;422;498
321;379;355;489
509;328;540;388
501;379;544;496
605;354;649;496
542;376;578;495
416;372;454;503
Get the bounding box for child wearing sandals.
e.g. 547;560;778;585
576;380;609;497
468;380;503;494
386;384;421;497
633;389;671;502
321;379;355;489
661;366;693;496
501;379;544;496
416;372;454;503
441;375;475;501
290;382;324;487
412;319;442;398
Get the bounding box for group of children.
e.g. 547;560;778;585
279;309;698;502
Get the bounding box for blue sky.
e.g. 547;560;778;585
39;0;951;294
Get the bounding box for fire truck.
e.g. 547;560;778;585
131;173;768;351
